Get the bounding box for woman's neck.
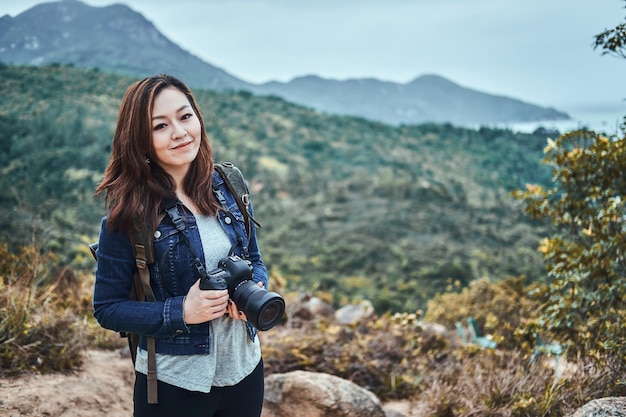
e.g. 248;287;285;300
176;190;199;214
168;166;198;213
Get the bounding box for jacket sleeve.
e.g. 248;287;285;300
92;217;189;338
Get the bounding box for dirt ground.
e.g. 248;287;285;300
0;349;411;417
0;350;134;417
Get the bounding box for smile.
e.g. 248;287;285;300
172;141;193;150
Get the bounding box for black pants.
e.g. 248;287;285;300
133;359;264;417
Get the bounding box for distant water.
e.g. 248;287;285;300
484;105;626;136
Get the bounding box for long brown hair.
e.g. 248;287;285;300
96;74;220;234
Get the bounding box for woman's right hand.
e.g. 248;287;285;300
183;279;229;324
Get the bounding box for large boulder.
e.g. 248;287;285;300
262;370;385;417
568;397;626;417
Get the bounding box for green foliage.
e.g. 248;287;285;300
424;276;545;351
513;129;626;360
197;92;553;312
0;65;127;266
0;64;552;313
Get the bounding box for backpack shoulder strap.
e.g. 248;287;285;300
127;212;165;405
129;211;167;301
129;214;163;302
214;162;261;240
89;214;163;404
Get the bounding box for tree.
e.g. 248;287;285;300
514;3;626;360
514;4;626;360
514;130;626;359
594;1;626;59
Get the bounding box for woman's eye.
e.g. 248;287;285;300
181;113;193;120
153;123;167;131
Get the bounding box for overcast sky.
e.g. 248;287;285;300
3;0;626;125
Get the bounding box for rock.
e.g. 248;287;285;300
262;370;385;417
335;300;375;325
568;397;626;417
292;295;334;320
383;400;411;417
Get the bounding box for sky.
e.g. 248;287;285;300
3;0;626;128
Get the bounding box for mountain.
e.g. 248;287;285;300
0;0;249;91
0;0;569;126
251;74;568;125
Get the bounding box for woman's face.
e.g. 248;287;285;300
151;87;202;179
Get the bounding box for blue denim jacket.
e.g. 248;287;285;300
93;170;268;355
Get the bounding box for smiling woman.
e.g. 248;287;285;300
93;74;269;417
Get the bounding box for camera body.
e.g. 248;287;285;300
200;255;285;331
199;255;253;292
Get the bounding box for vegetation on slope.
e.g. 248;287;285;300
0;63;553;314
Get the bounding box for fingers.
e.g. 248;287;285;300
227;281;264;321
227;300;247;321
204;290;229;301
183;280;230;325
183;280;265;324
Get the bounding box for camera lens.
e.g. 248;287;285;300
232;281;285;331
254;297;285;330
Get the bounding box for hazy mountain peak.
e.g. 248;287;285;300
288;74;327;84
409;74;457;85
17;0;137;27
0;0;248;90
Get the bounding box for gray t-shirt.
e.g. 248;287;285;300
135;214;261;392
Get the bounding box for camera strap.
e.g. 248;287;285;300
212;186;250;260
164;204;212;283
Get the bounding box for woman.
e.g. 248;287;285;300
93;74;266;416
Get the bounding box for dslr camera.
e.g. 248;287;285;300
199;255;285;331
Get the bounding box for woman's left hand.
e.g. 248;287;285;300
227;300;246;321
227;282;264;321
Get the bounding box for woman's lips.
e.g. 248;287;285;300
173;141;192;150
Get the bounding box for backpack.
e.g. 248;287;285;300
90;162;259;404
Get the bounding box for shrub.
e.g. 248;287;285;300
261;312;439;400
0;243;89;375
424;276;545;352
513;129;626;360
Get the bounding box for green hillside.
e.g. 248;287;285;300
0;63;553;312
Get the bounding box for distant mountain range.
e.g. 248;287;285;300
0;0;569;126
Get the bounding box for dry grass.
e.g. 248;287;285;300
0;243;112;375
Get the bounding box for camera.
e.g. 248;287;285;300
199;255;285;331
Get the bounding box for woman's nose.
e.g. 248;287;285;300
172;122;187;139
